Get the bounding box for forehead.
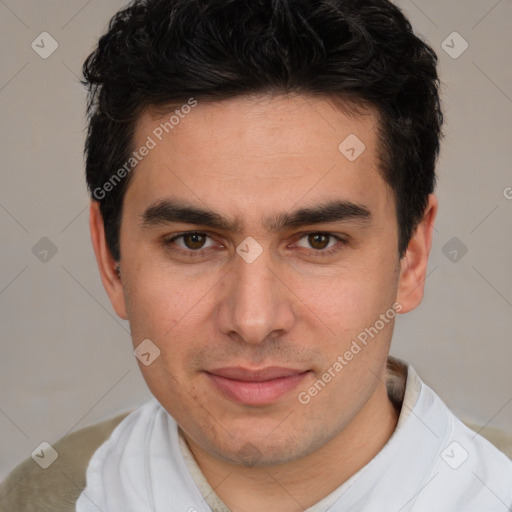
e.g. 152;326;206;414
138;94;379;159
123;94;392;227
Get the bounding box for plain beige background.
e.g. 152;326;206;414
1;0;511;480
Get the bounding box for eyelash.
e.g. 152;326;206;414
160;231;348;258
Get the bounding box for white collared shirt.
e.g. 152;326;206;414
77;357;512;512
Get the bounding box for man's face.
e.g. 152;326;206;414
116;94;403;465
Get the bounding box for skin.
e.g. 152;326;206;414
90;93;437;511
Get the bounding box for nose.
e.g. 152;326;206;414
215;245;295;345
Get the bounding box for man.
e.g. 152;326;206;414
1;0;511;511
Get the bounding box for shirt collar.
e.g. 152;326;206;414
177;355;422;512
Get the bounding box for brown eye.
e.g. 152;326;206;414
293;232;347;256
162;232;217;253
308;233;330;250
182;232;208;250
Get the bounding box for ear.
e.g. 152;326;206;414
396;194;438;314
89;201;128;320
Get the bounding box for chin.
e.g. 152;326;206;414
198;423;325;468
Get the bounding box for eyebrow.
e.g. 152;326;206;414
141;198;372;233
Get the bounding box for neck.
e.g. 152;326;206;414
183;379;399;512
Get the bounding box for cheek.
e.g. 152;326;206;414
122;263;225;399
122;265;207;345
122;267;209;409
292;263;398;341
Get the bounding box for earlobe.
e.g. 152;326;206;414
396;194;438;314
89;201;128;320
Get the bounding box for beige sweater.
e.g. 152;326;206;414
0;413;130;512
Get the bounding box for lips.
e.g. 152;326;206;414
205;366;310;406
